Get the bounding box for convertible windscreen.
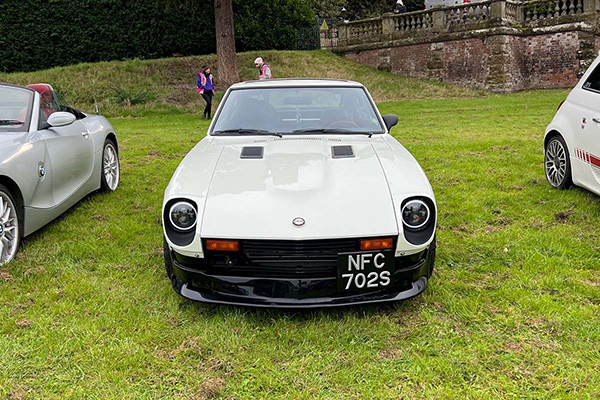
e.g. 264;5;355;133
212;87;384;134
0;86;33;132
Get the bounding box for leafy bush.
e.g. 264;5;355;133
0;0;316;73
311;0;425;19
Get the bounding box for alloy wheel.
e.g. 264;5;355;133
545;139;567;188
0;192;19;265
103;143;120;191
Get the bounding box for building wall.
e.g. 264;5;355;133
440;38;491;89
522;32;580;89
341;30;597;92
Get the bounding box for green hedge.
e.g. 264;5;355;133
0;0;315;73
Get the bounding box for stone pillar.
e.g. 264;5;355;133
431;8;446;33
485;35;514;92
427;43;444;81
490;0;507;25
583;0;600;13
577;31;597;76
338;23;349;47
382;14;396;40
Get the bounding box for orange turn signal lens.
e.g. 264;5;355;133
360;238;394;251
206;240;239;252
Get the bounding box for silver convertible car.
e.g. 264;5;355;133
163;79;437;308
0;83;120;265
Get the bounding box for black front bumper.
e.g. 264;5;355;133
165;243;435;308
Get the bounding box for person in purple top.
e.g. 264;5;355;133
197;66;215;120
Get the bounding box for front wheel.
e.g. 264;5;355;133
0;185;20;266
545;135;572;190
100;139;120;192
428;236;436;278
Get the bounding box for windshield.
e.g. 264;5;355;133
211;87;384;135
0;86;33;132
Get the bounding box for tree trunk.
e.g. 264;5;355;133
214;0;239;87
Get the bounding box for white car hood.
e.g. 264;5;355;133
197;136;399;240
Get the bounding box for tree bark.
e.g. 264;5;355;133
214;0;239;87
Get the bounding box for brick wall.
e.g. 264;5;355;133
344;50;380;70
390;43;431;81
342;30;597;92
522;32;580;89
440;38;491;89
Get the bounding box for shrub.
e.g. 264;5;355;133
0;0;315;73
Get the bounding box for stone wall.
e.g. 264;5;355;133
329;0;600;92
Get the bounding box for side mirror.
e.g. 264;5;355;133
47;112;76;127
382;114;399;131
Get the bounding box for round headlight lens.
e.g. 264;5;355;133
169;201;197;231
402;200;430;230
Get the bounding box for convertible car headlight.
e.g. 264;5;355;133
402;200;430;230
169;201;197;231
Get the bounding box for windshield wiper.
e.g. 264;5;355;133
212;129;282;138
291;128;375;137
0;120;24;126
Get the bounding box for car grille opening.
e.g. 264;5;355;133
202;238;380;279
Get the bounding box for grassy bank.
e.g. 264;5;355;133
0;50;483;116
2;87;599;399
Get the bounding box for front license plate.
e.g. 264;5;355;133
337;250;395;293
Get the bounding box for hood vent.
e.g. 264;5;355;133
331;145;354;159
240;146;264;159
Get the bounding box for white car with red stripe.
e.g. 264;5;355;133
544;55;600;194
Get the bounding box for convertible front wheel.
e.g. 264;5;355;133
0;185;20;266
101;139;120;192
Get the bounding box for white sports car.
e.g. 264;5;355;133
162;79;437;308
544;54;600;194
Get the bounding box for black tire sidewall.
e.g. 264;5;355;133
163;236;173;278
545;135;572;190
428;236;436;278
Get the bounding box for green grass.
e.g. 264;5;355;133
1;62;600;398
0;50;483;116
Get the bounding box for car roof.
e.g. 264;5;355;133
229;78;366;90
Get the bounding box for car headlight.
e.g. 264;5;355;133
402;200;430;230
169;201;197;231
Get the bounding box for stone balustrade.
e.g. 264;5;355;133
332;0;600;48
326;0;600;92
445;1;492;26
523;0;585;20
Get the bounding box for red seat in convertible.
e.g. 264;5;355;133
27;84;56;119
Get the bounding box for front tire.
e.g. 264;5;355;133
0;185;20;266
163;236;183;293
428;236;436;277
101;139;120;192
545;135;572;190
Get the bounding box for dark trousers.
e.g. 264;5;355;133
202;91;213;118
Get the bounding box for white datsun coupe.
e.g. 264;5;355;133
162;79;437;308
545;54;600;194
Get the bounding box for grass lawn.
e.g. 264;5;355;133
0;50;482;116
1;70;600;397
